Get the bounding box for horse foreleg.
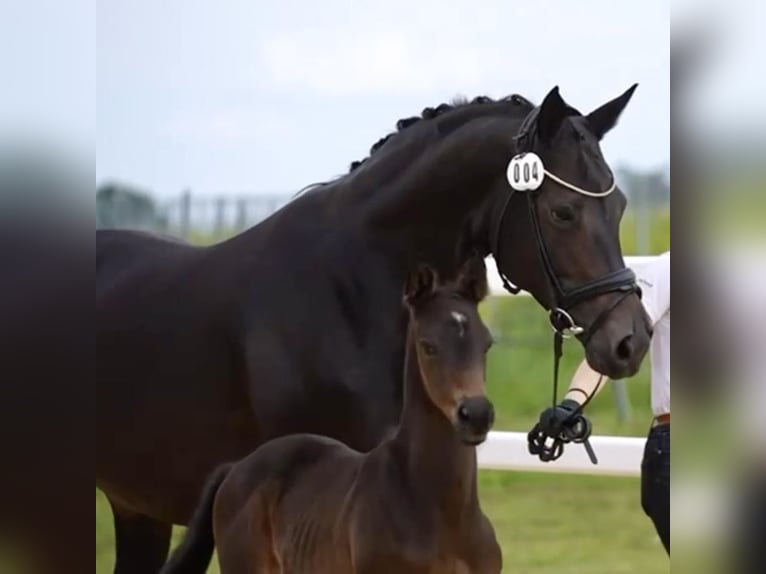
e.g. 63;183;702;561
109;499;172;574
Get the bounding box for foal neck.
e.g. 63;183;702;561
390;324;479;515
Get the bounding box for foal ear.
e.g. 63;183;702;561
536;86;570;144
456;255;489;303
585;83;638;141
404;264;438;306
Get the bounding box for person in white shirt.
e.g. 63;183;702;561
531;251;670;554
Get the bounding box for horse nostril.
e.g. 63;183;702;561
457;398;494;430
616;334;633;361
458;405;470;422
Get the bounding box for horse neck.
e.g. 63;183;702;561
390;322;479;517
359;120;517;273
218;120;518;283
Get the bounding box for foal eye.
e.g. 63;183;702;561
420;341;438;356
551;206;575;224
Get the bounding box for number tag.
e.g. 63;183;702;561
506;152;544;191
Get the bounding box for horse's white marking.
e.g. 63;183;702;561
451;311;467;337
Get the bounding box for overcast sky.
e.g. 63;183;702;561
6;1;764;199
92;0;674;198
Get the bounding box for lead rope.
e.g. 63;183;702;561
527;330;600;465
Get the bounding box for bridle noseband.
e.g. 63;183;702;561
490;106;641;464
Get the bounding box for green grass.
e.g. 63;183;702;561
480;472;666;573
619;207;670;255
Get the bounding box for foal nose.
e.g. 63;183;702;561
457;396;495;435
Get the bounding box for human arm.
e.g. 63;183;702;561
527;360;607;463
562;358;609;407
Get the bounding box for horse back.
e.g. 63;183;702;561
216;433;359;523
97;229;195;296
214;434;361;571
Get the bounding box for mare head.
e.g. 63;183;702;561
488;85;652;378
403;257;494;445
347;86;651;379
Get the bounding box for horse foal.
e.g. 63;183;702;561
162;258;501;574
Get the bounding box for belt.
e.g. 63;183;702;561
653;413;670;427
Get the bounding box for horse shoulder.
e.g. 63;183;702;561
347;452;439;572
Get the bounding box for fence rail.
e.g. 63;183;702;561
478;431;643;476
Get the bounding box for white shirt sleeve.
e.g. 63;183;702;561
634;252;670;326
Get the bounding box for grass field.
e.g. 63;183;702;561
96;206;669;573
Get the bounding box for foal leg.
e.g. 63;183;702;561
463;516;502;574
109;499;172;574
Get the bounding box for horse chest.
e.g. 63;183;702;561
350;508;479;573
355;543;476;574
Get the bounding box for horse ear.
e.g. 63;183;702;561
536;86;569;144
585;84;638;140
456;255;489;303
404;264;438;306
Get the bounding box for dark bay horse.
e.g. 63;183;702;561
162;258;500;574
97;85;652;572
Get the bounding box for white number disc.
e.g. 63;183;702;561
506;152;544;191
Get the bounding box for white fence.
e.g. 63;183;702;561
477;255;654;477
478;431;644;477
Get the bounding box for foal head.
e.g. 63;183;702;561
403;257;494;445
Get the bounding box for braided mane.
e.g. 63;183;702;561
348;93;535;173
290;93;536;199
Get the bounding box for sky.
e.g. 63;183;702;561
6;1;765;200
93;0;673;198
1;1;94;161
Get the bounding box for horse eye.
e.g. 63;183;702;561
420;341;438;356
551;206;575;224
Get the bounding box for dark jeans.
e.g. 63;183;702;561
641;423;670;554
733;469;766;574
